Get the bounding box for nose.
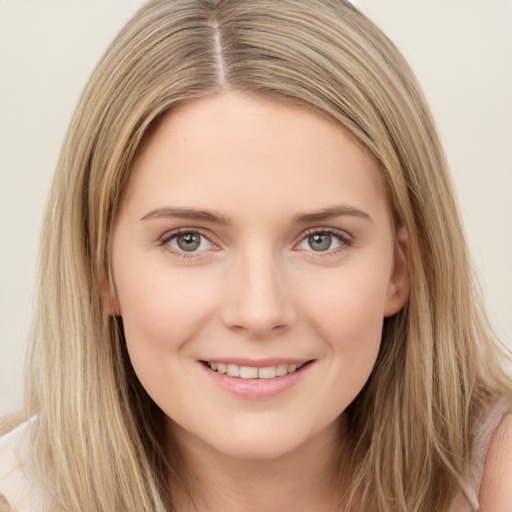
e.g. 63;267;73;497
221;249;297;338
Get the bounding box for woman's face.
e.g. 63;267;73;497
108;91;408;460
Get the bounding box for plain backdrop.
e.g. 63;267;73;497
1;0;511;416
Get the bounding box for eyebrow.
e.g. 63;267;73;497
140;205;373;225
293;205;373;224
140;207;232;224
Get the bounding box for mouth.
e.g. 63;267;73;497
200;360;313;379
199;358;314;399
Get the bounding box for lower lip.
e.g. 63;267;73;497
199;361;313;399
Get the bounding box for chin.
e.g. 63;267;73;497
193;412;340;463
209;430;308;461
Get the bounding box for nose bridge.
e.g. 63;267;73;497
222;243;295;336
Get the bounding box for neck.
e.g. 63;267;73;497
167;416;349;512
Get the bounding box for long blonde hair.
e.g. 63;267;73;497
20;0;511;510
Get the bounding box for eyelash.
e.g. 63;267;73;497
296;227;353;257
159;228;215;260
158;227;353;259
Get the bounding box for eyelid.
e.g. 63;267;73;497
294;226;353;253
157;225;353;258
159;227;220;257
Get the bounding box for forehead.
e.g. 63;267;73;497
124;91;390;222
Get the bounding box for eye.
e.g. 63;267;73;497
164;230;214;253
296;229;350;253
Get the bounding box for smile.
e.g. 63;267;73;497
199;358;314;398
203;361;306;379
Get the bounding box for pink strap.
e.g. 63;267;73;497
460;401;511;510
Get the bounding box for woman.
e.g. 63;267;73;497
1;0;511;510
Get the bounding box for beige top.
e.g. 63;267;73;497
1;404;510;511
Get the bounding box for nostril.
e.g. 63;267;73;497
220;261;297;335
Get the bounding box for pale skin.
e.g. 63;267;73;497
102;91;511;511
479;414;512;512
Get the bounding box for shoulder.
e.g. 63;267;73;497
0;419;32;481
478;412;512;511
0;418;44;511
0;493;15;512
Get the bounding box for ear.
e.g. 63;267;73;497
98;269;121;316
384;224;409;317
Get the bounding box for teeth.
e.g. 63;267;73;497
239;366;258;379
227;364;240;377
206;361;305;378
276;364;288;376
258;366;277;379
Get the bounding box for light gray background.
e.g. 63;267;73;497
1;0;511;416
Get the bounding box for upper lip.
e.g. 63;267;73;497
200;358;313;367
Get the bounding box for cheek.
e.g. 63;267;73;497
298;267;390;404
114;264;222;415
303;267;389;346
113;259;219;365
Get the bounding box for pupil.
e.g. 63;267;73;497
309;233;331;251
177;232;201;251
